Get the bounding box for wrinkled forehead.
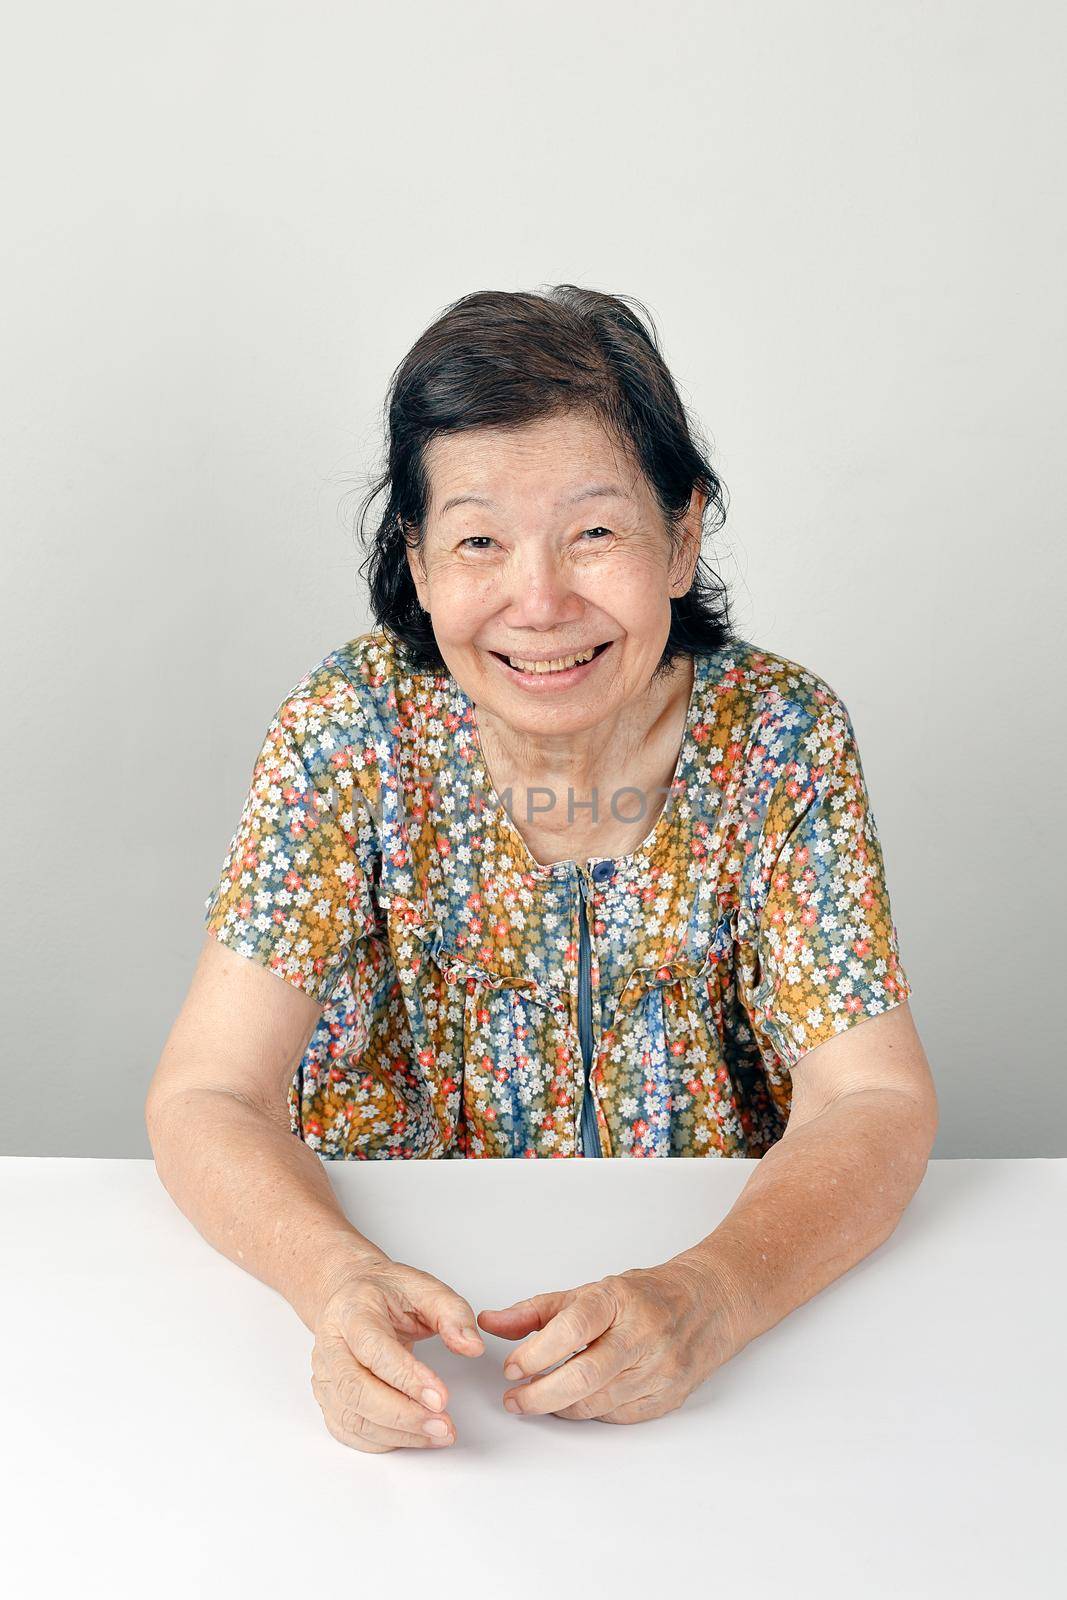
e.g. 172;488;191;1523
422;414;645;519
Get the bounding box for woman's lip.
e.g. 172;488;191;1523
487;638;614;685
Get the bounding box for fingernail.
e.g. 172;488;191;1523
422;1387;444;1410
459;1325;483;1346
504;1397;521;1414
423;1417;452;1439
503;1361;522;1379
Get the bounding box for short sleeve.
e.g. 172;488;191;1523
203;673;380;1008
736;694;912;1072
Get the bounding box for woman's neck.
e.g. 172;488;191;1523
474;655;695;861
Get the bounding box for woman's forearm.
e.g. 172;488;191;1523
146;1088;391;1331
671;1088;936;1358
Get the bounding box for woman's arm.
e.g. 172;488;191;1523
146;935;391;1332
669;1001;939;1359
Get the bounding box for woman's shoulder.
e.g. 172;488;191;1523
276;627;424;735
696;634;854;737
265;628;458;794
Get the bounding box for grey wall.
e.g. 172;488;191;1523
3;0;1063;1156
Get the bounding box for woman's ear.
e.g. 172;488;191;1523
667;490;706;598
404;531;430;612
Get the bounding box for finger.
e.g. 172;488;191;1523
595;1390;680;1425
476;1288;572;1346
314;1371;455;1452
550;1361;650;1421
497;1284;617;1383
419;1284;486;1358
317;1332;457;1440
335;1298;457;1414
504;1326;632;1418
385;1263;486;1359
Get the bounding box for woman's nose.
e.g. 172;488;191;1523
505;553;583;625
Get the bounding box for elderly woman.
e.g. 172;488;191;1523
147;286;937;1453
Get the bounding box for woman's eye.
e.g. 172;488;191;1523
459;528;611;552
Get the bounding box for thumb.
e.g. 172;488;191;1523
476;1288;570;1338
419;1281;485;1357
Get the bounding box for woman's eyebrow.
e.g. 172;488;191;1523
439;483;632;517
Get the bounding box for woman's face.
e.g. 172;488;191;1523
406;411;703;740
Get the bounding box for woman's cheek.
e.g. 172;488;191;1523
435;569;501;627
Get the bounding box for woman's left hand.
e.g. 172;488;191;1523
476;1258;744;1425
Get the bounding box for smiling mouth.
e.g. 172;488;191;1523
489;640;613;674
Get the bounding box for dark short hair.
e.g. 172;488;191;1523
352;286;735;678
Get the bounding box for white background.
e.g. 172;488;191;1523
2;0;1063;1154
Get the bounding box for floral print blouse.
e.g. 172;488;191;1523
203;630;912;1159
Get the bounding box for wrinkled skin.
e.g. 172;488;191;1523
309;1258;485;1453
309;1255;742;1450
477;1259;742;1424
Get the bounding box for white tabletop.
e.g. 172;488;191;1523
1;1156;1062;1598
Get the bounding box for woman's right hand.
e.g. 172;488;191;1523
310;1255;485;1453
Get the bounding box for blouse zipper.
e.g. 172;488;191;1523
576;872;602;1157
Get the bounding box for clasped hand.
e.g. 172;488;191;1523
310;1252;740;1452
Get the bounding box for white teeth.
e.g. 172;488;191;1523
506;647;597;673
